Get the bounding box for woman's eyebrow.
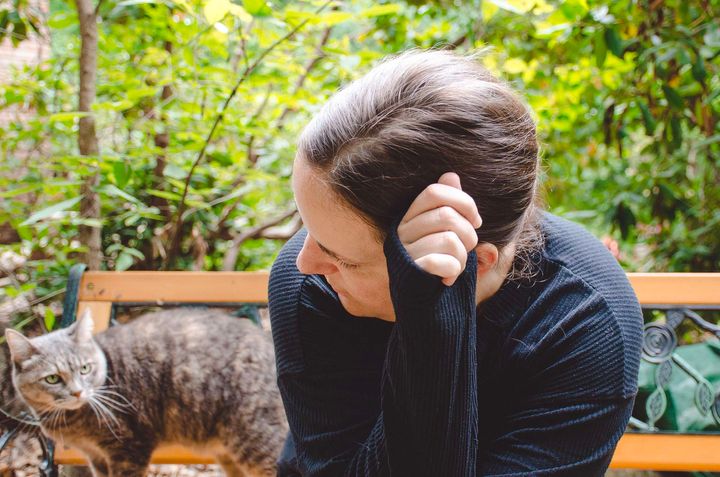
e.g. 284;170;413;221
316;241;356;264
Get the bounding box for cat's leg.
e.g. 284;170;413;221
106;444;152;477
76;447;109;477
216;454;248;477
224;439;277;477
107;458;151;477
88;458;110;477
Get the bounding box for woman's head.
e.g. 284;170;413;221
297;49;542;277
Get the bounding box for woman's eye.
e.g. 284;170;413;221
45;374;61;385
80;364;92;375
337;259;358;270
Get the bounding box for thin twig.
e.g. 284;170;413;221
165;0;332;268
221;209;297;270
274;26;332;130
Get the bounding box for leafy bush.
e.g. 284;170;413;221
0;0;717;330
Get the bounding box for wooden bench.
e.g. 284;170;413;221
50;270;720;471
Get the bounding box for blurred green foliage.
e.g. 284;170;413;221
0;0;718;328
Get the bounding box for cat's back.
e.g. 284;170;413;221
95;308;276;393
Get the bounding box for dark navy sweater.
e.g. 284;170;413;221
269;213;643;476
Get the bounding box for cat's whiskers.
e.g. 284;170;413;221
87;399;112;430
89;394;122;426
87;397;122;441
94;388;135;412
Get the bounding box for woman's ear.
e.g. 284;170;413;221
474;243;499;275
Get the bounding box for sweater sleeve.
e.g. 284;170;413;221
272;228;480;476
479;396;634;476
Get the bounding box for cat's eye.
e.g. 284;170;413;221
45;374;61;385
80;364;92;375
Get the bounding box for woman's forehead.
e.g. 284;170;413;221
292;157;380;263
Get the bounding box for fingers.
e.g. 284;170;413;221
397;172;483;287
397;206;479;252
404;231;468;271
438;171;461;189
401;182;482;230
415;255;464;287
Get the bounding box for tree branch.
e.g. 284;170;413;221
274;26;332;131
221;209;297;271
165;0;332;269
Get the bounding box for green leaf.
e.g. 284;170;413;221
638;101;656;135
124;247;145;260
604;27;623;57
99;184;142;204
49;112;91;122
594;29;607;68
692;57;707;82
662;85;684;109
11;20;27;46
44;307;56;331
147;189;182;201
115;252;134;271
204;0;231;24
20;197;82;226
113;161;132;189
48;12;76;29
0;184;42;198
163;163;187;179
316;11;353;25
126;87;158;102
0;10;8;33
228;3;252;22
242;0;271;17
670;116;683;150
361;4;402;17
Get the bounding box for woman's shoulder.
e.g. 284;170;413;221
496;213;644;400
540;212;638;315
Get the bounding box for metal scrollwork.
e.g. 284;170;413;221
712;393;720;426
655;360;673;388
632;307;720;431
696;380;714;416
646;387;667;428
642;322;678;363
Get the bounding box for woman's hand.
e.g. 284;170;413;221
397;172;482;286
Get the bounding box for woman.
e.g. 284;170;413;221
268;49;643;476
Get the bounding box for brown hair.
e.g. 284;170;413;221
297;49;543;279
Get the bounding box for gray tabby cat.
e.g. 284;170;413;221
4;308;288;477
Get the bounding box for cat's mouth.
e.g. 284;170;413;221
55;395;88;410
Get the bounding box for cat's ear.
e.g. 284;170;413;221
69;309;94;343
5;329;37;364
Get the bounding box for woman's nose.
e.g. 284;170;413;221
296;235;337;275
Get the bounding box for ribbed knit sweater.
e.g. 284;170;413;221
269;213;643;476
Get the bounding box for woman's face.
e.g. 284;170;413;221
292;155;395;322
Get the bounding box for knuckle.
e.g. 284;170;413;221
426;183;444;200
452;260;463;276
440;231;457;248
437;206;456;223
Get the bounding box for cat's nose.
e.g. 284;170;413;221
72;391;82;398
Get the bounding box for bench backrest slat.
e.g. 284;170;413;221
76;272;719;306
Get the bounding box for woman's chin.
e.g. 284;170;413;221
339;294;393;321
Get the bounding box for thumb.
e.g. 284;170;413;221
438;172;461;190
